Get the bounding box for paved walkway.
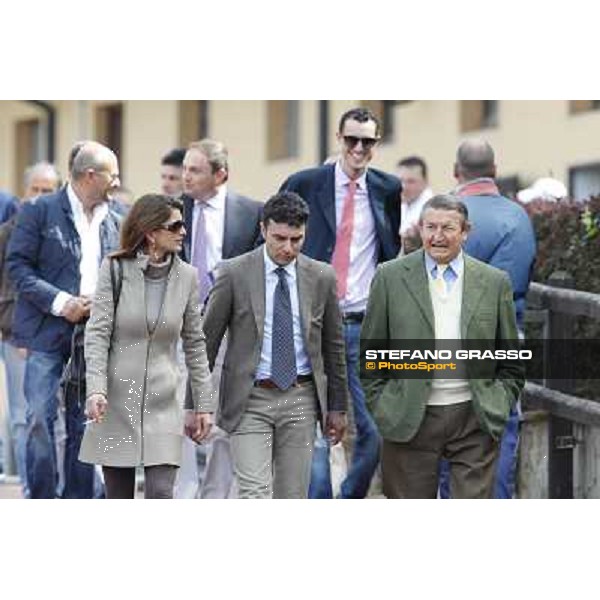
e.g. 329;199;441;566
0;476;23;499
2;356;380;500
0;445;386;499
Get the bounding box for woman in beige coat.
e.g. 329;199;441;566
80;194;214;498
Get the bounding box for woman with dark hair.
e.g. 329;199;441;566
79;194;214;498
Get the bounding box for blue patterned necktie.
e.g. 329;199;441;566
270;266;297;390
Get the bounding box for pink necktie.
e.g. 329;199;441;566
331;180;357;300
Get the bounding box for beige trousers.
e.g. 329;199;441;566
230;382;318;499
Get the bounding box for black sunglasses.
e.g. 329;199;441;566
343;135;380;150
161;219;186;233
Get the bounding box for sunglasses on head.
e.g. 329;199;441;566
342;135;379;150
161;219;185;233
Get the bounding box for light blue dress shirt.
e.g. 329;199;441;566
255;246;312;380
424;251;464;293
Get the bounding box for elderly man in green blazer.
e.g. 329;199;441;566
360;194;525;499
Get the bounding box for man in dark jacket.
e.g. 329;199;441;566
280;107;401;498
0;162;60;498
7;142;122;498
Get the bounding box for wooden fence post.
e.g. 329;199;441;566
544;271;576;499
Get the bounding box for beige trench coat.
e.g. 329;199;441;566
79;254;214;467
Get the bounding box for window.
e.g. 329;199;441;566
267;101;299;161
569;163;600;201
179;101;209;145
95;103;123;164
460;100;499;132
569;100;600;114
360;100;396;142
14;118;44;197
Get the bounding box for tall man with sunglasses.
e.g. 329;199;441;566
280;107;401;498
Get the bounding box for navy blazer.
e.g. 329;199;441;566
6;187;122;354
180;191;263;263
279;163;401;263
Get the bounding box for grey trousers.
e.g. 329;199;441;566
230;382;318;499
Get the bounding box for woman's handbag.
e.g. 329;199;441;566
62;258;123;388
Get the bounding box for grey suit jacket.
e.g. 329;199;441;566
202;246;349;433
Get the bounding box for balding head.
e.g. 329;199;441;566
67;140;91;174
70;141;117;181
69;141;120;211
454;138;496;182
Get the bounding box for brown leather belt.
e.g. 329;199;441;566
254;374;313;389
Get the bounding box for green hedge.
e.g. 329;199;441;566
525;195;600;292
524;196;600;399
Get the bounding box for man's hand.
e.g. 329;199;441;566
80;297;92;318
184;411;213;443
61;296;92;323
85;393;108;423
326;411;347;446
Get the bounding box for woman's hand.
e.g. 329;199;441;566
85;393;108;423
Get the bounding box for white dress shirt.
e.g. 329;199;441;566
51;184;109;315
399;187;433;235
334;161;378;313
191;185;227;281
255;246;312;380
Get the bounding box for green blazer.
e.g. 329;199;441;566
360;249;525;443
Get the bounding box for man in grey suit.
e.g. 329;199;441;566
202;191;348;498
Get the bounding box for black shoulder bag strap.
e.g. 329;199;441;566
64;258;123;403
109;257;123;317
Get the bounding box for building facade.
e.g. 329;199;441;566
1;100;599;201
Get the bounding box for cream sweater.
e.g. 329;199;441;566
427;265;471;406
